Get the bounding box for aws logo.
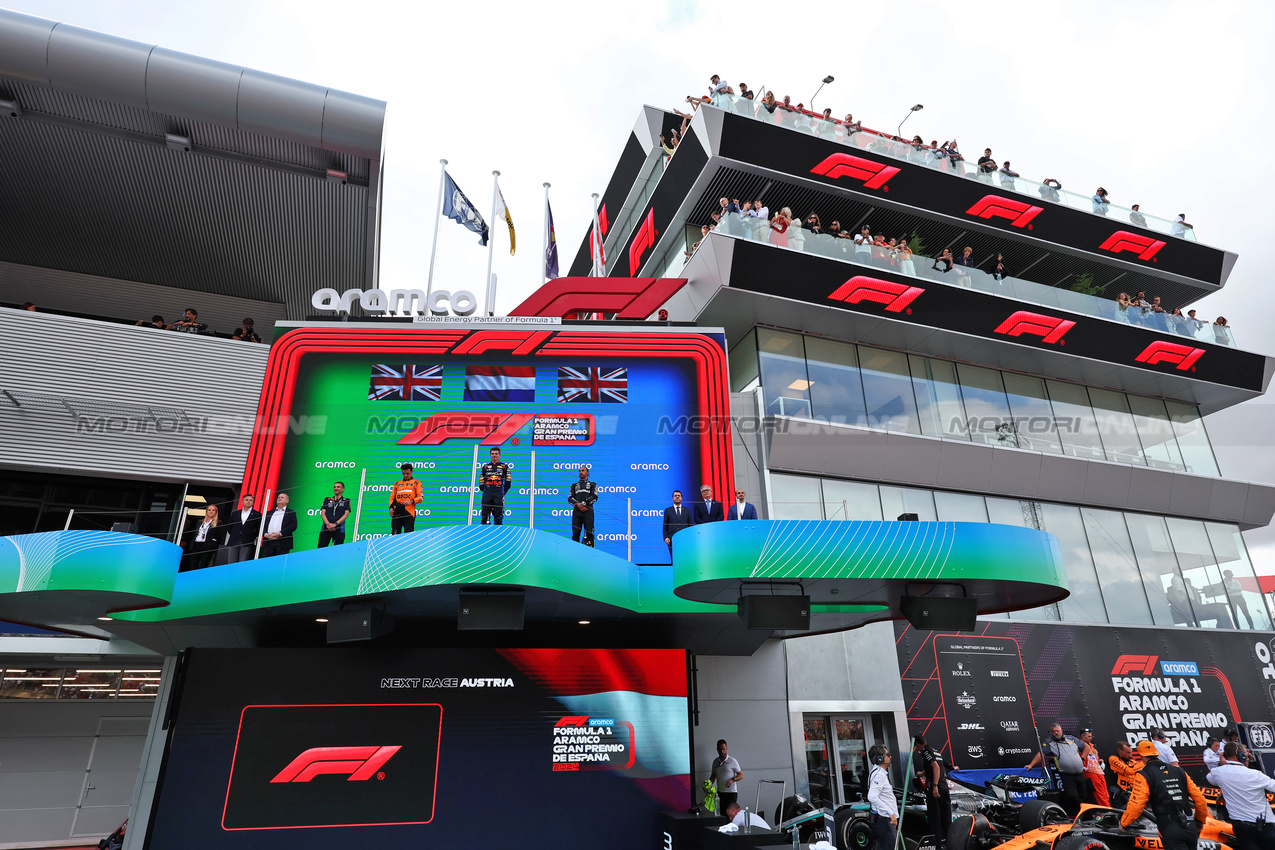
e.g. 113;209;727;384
1134;341;1205;372
828;276;924;313
271;746;401;783
810;153;900;190
966;195;1043;229
1100;231;1166;262
994;311;1075;345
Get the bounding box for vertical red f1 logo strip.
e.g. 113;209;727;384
1135;341;1205;371
828;276;924;312
629;209;657;276
270;746;401;783
994;311;1076;344
1100;231;1166;261
966;195;1044;228
810;153;900;190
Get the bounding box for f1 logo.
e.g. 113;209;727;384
1111;655;1159;675
1100;231;1166;262
271;746;401;783
828;276;924;313
399;412;535;445
994;311;1075;344
810;153;900;190
1135;341;1205;371
629;208;657;276
966;195;1043;229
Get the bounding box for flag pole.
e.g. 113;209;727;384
591;192;602;277
541;182;551;286
484;170;501;317
426;159;448;299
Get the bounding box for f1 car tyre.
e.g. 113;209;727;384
1054;835;1108;850
836;810;874;850
1018;799;1070;829
948;813;993;850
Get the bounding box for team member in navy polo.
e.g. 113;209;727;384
318;481;351;547
693;485;724;524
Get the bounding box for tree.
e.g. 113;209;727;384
1070;272;1107;297
903;228;930;259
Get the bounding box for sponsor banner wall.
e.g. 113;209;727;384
896;622;1275;785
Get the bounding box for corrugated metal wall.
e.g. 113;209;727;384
0;308;269;484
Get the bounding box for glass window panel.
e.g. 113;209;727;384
61;669;121;699
1204;523;1273;630
1039;504;1108;623
805;337;869;427
822;480;883;521
879;486;936;522
935;492;989;523
803;716;834;808
1087;388;1146;465
1079;509;1153;624
1165;401;1220;476
909;355;969;440
770;474;823;520
1046;381;1106;460
758;330;812;418
729;329;760;393
1165;518;1234;628
0;668;63;699
986;497;1060;620
1127;396;1185;470
1002;373;1063;455
1125;513;1194;627
957;364;1015;446
835;718;868;804
859;347;920;433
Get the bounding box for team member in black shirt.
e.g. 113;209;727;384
913;735;952;850
568;466;599;546
480;447;512;525
318;482;352;547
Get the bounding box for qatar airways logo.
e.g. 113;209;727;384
1100;231;1166;262
828;276;924;313
271;745;401;783
966;195;1043;229
1134;341;1205;372
810;153;900;190
994;311;1076;345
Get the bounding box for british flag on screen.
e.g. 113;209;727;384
557;367;628;403
368;364;443;401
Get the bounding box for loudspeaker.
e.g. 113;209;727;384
326;607;394;643
900;595;977;631
738;595;810;630
458;591;525;630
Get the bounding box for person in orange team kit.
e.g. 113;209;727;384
389;463;423;534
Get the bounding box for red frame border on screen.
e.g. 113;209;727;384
240;327;735;510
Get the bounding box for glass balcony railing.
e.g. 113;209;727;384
701;216;1238;347
705;93;1200;244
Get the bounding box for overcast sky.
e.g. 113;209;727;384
10;0;1275;569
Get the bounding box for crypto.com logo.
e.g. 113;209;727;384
270;746;401;783
828;276;924;313
810;153;900;190
1100;231;1166;262
629;208;657;276
1135;341;1205;372
994;311;1076;345
1111;655;1159;675
966;195;1043;229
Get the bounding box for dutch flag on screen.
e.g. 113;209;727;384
463;365;536;402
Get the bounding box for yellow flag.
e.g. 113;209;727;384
495;188;515;255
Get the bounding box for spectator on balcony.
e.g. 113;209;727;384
753;198;769;220
1171;213;1193;238
977;148;997;183
739;83;753;100
899;240;917;277
769;208;793;248
1130;204;1148;228
818;108;838;139
932;248;954;273
1116;293;1133;313
826;220;842;238
999;161;1020;190
948;140;965;175
1214;317;1232;345
1133;291;1152;310
761;92;777;115
21;302;36;311
1186;309;1206;334
1092;187;1110;215
1169;309;1192;337
872;234;889;267
803;212;822;234
854;226;873;264
685;225;710;260
168;308;207;334
908;136;927;163
954;246;976;285
1149;296;1166;314
708;75;731;105
844;114;862;134
135;315;166;329
887;238;901;268
232;318;262;343
1040;178;1062;202
660;133;676;156
993;254;1006;282
183;505;222;571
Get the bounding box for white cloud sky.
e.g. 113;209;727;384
9;0;1275;570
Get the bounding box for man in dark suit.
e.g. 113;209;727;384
221;493;262;564
260;492;298;558
693;485;724;525
727;489;758;521
662;490;693;556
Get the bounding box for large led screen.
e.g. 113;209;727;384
240;327;733;563
146;647;692;848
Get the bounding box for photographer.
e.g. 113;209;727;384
167;307;207;334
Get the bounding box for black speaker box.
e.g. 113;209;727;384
326;607;394;643
738;595;810;630
458;591;525;630
900;595;977;631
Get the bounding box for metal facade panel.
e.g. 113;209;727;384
0;310;267;483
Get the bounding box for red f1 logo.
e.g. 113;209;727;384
994;311;1076;344
1111;655;1159;676
629;208;657;276
828;276;924;313
271;746;401;783
810;153;900;190
398;412;535;446
1135;341;1205;371
966;195;1043;228
1100;231;1166;261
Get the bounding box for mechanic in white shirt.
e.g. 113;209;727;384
1152;729;1179;765
1202;738;1222;772
1207;742;1275;847
724;802;770;830
867;745;898;850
